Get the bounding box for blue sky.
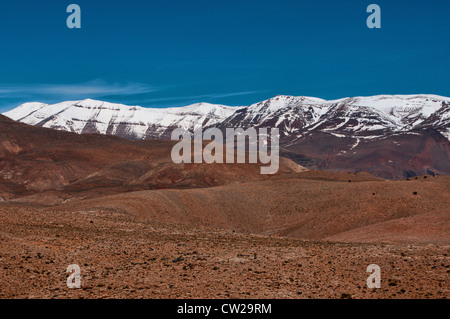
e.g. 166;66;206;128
0;0;449;112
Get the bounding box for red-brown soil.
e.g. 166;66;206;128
0;115;449;299
0;205;448;299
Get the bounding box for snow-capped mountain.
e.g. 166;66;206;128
3;94;450;179
4;95;450;141
216;94;450;140
3;99;239;140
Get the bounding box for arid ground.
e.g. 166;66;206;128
0;114;449;299
0;174;449;299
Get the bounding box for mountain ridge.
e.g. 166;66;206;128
4;94;450;140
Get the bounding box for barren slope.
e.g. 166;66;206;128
52;173;450;243
0;205;448;299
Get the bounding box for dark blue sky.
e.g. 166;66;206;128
0;0;449;111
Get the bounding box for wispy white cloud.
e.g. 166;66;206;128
0;81;263;112
0;80;156;98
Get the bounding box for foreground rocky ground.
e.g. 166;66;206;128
0;205;448;299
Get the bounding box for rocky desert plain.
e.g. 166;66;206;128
0;114;449;299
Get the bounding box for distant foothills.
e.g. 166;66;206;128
3;94;450;180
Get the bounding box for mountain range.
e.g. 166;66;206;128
4;94;450;179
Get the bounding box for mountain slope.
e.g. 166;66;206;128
0;115;305;203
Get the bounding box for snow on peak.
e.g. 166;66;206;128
4;102;49;123
3;94;449;141
3;99;241;138
343;94;449;128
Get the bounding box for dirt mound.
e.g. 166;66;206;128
325;210;450;244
